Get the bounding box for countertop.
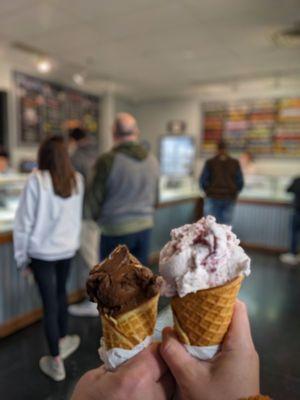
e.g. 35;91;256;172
0;174;293;236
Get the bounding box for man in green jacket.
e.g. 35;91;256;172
85;113;159;265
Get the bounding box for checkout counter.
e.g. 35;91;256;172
0;172;293;338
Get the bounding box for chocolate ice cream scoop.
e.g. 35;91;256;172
86;245;162;317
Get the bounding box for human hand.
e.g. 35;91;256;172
71;343;175;400
21;267;32;278
20;266;35;285
160;300;259;400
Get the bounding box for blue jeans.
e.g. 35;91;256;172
100;229;152;265
204;198;235;225
291;210;300;254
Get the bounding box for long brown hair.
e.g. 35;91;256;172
38;135;77;198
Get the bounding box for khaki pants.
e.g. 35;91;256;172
80;220;100;269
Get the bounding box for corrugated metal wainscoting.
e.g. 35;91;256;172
233;202;292;251
0;241;87;326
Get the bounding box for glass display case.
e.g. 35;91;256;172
159;173;293;204
0;172;294;235
240;174;293;202
0;174;27;233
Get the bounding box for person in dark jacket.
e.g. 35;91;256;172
68;128;99;183
200;141;244;224
85;113;159;265
280;176;300;265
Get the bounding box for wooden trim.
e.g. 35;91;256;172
0;231;12;244
0;289;86;338
237;198;291;207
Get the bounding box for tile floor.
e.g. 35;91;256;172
0;250;300;399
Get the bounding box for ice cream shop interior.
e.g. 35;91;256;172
1;1;300;399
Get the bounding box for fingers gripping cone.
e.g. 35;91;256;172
101;294;160;350
171;276;243;346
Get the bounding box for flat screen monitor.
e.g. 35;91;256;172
160;135;195;177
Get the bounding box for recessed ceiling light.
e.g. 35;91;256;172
273;22;300;48
73;73;85;85
36;58;52;73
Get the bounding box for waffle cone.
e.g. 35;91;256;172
101;294;159;350
171;275;243;347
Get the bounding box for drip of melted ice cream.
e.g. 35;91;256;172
159;216;250;297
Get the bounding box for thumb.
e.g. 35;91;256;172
160;327;206;384
222;300;256;353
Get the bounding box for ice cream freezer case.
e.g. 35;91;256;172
0;174;293;337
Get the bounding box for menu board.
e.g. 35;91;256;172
202;98;300;157
14;72;100;145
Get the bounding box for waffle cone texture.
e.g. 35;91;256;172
101;293;160;350
171;275;243;347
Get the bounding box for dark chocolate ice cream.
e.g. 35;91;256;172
86;245;162;317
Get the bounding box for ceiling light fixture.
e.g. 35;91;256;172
36;58;52;74
73;73;85;86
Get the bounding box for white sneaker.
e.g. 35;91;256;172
39;356;66;381
280;253;298;265
68;299;98;317
59;335;81;360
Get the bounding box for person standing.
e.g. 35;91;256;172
68;128;99;182
280;176;300;266
68;128;100;317
13;135;84;382
85;112;159;265
0;148;14;174
200;140;244;224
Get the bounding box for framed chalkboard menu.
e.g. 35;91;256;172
202;98;300;157
14;72;100;145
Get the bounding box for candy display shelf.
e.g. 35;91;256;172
202;97;300;157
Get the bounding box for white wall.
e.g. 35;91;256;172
135;98;200;157
0;62;36;166
115;97;136;115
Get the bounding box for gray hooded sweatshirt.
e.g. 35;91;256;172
85;141;159;236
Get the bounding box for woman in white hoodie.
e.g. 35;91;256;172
14;135;84;382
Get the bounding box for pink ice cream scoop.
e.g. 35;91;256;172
159;216;251;297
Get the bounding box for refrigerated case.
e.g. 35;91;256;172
0;174;28;233
159;135;196;178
